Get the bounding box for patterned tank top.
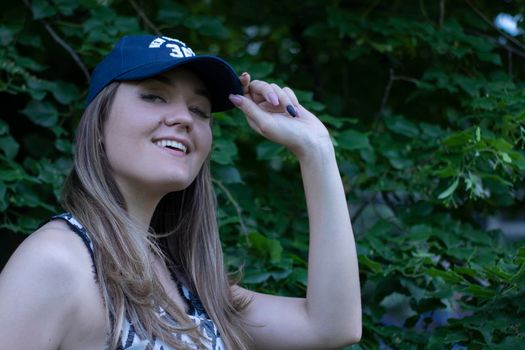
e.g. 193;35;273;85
50;212;225;350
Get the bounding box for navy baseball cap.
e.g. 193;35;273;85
86;35;243;112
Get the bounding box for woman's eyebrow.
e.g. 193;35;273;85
144;76;211;101
147;75;171;86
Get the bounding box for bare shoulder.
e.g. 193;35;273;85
6;219;93;281
3;219;90;284
0;219;104;349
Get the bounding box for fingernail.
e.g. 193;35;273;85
229;94;243;107
286;104;297;118
269;92;279;106
241;72;249;77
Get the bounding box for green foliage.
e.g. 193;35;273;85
1;0;524;348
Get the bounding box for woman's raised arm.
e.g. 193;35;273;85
228;74;361;350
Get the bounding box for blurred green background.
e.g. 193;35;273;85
1;0;524;348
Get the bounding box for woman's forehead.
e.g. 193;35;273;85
143;68;211;101
158;68;207;89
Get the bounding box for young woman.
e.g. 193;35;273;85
0;35;361;350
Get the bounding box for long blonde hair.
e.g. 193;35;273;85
61;82;252;349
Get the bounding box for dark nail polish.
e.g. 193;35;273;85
286;104;297;118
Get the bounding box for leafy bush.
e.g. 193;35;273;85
1;1;524;348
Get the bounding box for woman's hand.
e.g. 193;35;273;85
229;72;332;160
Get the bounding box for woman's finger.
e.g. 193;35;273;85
270;83;297;117
283;86;300;107
228;93;273;134
240;72;251;95
249;80;280;106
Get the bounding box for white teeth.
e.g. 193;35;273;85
155;140;187;153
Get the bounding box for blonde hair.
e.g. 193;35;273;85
61;82;252;349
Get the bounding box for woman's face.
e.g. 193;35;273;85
103;68;213;198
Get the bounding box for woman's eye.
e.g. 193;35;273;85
140;93;166;103
189;106;211;119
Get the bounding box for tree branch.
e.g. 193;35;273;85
128;0;161;35
212;178;248;235
439;0;445;28
377;68;420;116
466;29;525;59
419;0;430;23
22;0;90;81
464;0;525;53
44;22;90;81
378;68;395;115
393;75;420;85
508;49;513;79
361;0;382;20
351;193;376;223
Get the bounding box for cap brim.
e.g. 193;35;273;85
115;55;242;113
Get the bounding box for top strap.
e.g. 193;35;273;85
47;212;97;274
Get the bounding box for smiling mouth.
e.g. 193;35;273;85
154;139;188;154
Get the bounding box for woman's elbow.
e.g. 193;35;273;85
347;324;362;345
338;324;362;347
318;323;362;349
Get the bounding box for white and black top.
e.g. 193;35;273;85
50;212;225;350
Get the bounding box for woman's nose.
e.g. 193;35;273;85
163;105;193;131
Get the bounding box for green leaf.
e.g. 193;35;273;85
31;0;57;19
499;152;512;164
288;268;307;286
483;265;513;282
53;0;79;16
0;26;14;46
338;130;371;150
0;120;8;135
256;141;283;160
443;331;469;344
242;269;271;284
463;284;496;298
438;178;459;199
358;255;382;273
52;81;80;104
20;100;58;127
184;16;229;39
427;267;464;284
512;153;525;170
319;115;357;129
420;122;446;139
510;262;525;283
0;181;7;211
407;224;434;240
0;136;20;159
489;138;513;153
442;131;471;147
379;292;417;325
0;168;25;181
55;139;73;154
214;166;242;184
234;61;274;79
385;115;419;137
248;232;283;264
211;138;237;165
454;267;478;278
156;1;187;22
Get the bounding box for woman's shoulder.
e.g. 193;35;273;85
0;217;102;313
22;218;92;275
1;218;97;302
0;219;104;349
